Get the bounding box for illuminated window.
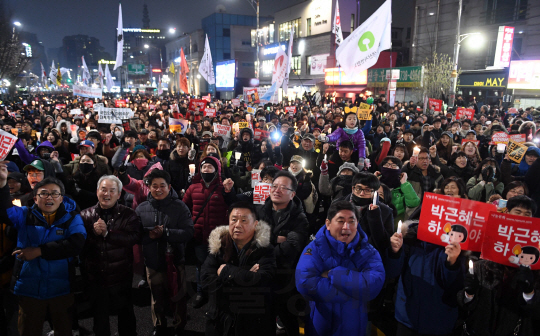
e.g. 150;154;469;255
262;59;274;75
306;18;311;36
279;18;301;42
290;56;301;75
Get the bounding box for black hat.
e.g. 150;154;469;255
7;172;25;184
403;129;414;135
200;156;219;172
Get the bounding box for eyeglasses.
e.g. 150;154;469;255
28;172;44;177
353;187;374;194
271;185;294;192
417;157;430;161
382;163;399;169
37;191;62;199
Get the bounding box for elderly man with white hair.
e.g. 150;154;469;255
80;175;142;336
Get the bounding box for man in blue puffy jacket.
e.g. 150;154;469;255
296;200;385;336
0;162;87;336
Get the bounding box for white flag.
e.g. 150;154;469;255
40;62;47;84
113;3;123;70
81;56;91;86
271;48;288;88
98;63;104;88
49;61;57;85
105;64;114;92
283;28;294;94
198;35;215;85
336;0;391;78
333;0;344;45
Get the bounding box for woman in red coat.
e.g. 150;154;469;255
182;154;228;308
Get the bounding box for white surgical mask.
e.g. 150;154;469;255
115;131;122;137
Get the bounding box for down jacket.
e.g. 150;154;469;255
183;156;228;245
296;225;385;336
80;203;142;287
201;222;276;336
0;185;86;300
326;127;367;158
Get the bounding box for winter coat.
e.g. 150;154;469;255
318;174;353;201
120;162;163;209
385;223;465;335
183;156;228;245
403;162;444;198
296;225;385;336
63;155;111;177
80;203;142;287
293;170;317;214
163;150;195;194
327;127;366;158
201;222;276;336
466;176;504;202
14;139;55;165
457;260;540;336
0;222;17;287
524;158;540;217
136;191;194;271
0;185;86;300
391;182;421;219
511;146;540;177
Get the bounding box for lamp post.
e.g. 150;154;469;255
245;0;259;79
449;31;483;107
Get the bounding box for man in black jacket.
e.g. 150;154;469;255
202;201;276;336
257;171;309;336
135;170;194;336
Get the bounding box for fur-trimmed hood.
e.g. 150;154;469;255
519;120;536;142
207;220;271;254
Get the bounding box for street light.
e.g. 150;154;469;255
449;31;483;107
169;28;176;34
144;44;149;49
13;21;21;27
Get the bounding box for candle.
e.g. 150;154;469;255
412;146;420;157
36;132;41;139
397;220;402;234
406;116;409;121
324;154;327;162
372;191;378;206
235;152;242;160
328;128;332;134
12;199;21;207
468;260;474;275
497;143;506;153
189;164;196;175
294;122;297;130
191;143;194;150
86;126;90;131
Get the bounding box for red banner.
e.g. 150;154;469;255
490;131;509;145
188;99;207;113
418;193;496;252
254;129;270;141
84;100;93;108
481;212;540;270
285;106;297;117
232;98;240;107
115;100;127;108
204;108;216;118
428;98;443;112
509;134;526;143
202;94;211;102
0;129;17;160
55;104;67;110
456;107;475;120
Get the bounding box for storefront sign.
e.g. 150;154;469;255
325;68;368;86
458;70;508;88
494;26;514;68
311;54;329;75
367;66;424;88
508;60;540;90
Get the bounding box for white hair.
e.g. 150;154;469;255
97;175;123;192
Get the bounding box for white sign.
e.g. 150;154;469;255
253;183;272;204
251;169;261;188
243;87;278;105
311;0;332;36
311;54;330;75
386;69;400;80
213;123;231;139
73;85;103;99
97;107;134;124
0;129;17;160
69;109;83;116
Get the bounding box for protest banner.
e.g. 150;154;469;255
0;129;17;160
461;139;480;146
97;107;134;124
359;102;371;110
69;109;83;117
55;104;67;110
357;109;372;120
253;183;272;204
244;88;260;104
480;212;540;270
84;100;94;108
213;123;231;138
247;106;256;114
204;108;216;118
418;192;496;252
188;99;207;113
456;107;475;120
509;134;526;143
285;106;296;117
169;118;189;134
72;85;103;99
490;132;509;145
508;108;519;114
148;104;156;111
238;122;249;129
202;94;211;102
251;169;261;188
507;139;528;163
254;129;270;141
428;98;443;112
232;98;240;107
114;100;127;108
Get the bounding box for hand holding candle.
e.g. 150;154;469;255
412;146;420;157
397;220;402;234
468;260;474;275
189;164;196;175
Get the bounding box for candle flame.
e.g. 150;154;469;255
469;260;473;269
12;199;21;207
443;223;452;233
513;244;522;256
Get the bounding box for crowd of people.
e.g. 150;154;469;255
0;91;540;336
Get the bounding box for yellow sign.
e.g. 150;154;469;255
507;139;528;164
238;122;249;129
357;109;372;120
359;102;371;110
473;77;506;87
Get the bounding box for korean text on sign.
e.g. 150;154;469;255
456;108;475;120
480;212;540;270
417;193;496;251
253;183;271;205
285;106;296;117
0;129;17;160
251;169;261;188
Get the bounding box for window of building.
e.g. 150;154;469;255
351;14;355;32
290;56;301;75
269;23;275;43
262;59;274;76
242;40;251;46
223;28;230;37
486;0;527;24
307;56;312;75
306;18;311;36
279;18;301;42
512;37;522;59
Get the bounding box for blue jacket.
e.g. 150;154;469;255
296;225;385;336
511;146;540;177
385;225;464;335
3;193;86;300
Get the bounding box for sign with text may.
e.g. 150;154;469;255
507;139;528;164
456;108;475;120
0;129;17;160
251;169;261;188
285;106;296;117
418;193;496;252
481;212;540;270
254;129;269;141
253;183;272;205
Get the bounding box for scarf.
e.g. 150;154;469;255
344;127;358;135
288;166;302;176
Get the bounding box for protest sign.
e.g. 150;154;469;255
359;102;371;110
0;129;17;160
213;124;231;138
251;169;261;188
114;100;127;108
232;98;240;107
509;134;526;143
456;107;475;120
247;106;256;114
55;104;66;110
72;85;102;99
357;109;372;120
148;104;156;111
70;124;78;134
508;108;519;114
507;139;528;163
428;98;443;112
202;94;211;102
97;107;134;124
254;129;270;141
461;139;480;146
490;132;509;145
481;212;540;270
169;118;189;134
418;193;496;252
285;106;296;117
244;88;260;104
238;122;249;129
69;109;83;117
84;100;94;108
253;183;272;204
204;108;216;118
188;99;207;113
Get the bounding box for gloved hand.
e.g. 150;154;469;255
515;265;535;294
122;142;131;149
464;272;479;296
188;149;196;161
357;157;365;171
320;160;328;175
118;164;127;175
481;166;494;183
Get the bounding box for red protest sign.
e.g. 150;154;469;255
509;134;526;143
0;129;17;160
232;98;240;107
456;107;475;120
418;193;496;252
84;100;93;108
204;108;216;118
508;108;519;114
115;100;127;108
428;98;443;112
253;183;272;204
202;94;211;102
188;99;207;113
251;169;261;188
55;104;67;110
285;106;296;117
490;131;509;145
481;212;540;270
254;129;270;141
461;139;480;146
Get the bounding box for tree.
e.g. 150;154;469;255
419;52;459;104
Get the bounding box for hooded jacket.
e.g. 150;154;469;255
183;156;228;245
162;149;196;194
0;185;86;300
120;161;163;209
56;120;72;142
327;127;367;158
296;225;385;336
14;139;55;165
511;146;540;177
201;222;276;336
